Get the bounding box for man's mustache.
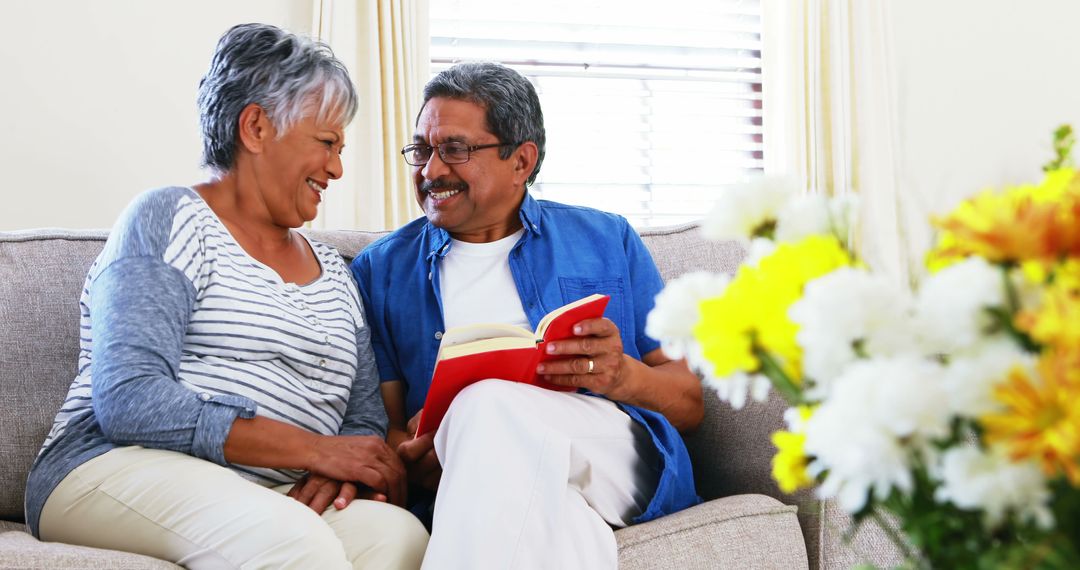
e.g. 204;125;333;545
420;179;469;194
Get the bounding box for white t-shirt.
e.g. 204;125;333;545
439;229;530;331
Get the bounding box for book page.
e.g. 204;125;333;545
438;336;538;360
439;323;534;348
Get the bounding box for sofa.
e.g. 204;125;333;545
0;224;903;569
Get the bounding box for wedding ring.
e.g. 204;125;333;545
587;359;595;374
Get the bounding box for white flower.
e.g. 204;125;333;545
775;194;858;248
914;257;1006;356
827;194;858;246
939;337;1034;418
702;176;799;241
788;268;917;397
935;445;1053;529
646;271;729;362
805;355;951;513
744;237;777;267
775;194;831;242
703;370;771;410
783;406;809;431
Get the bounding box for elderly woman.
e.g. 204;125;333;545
24;23;428;569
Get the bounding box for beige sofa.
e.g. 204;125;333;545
0;224;902;569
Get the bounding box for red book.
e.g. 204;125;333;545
414;294;610;437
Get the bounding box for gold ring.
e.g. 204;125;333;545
587;359;595;374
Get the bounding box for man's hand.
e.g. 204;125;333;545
536;317;704;432
396;411;443;491
306;434;407;507
536;317;630;399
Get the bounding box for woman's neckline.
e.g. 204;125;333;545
185;187;325;288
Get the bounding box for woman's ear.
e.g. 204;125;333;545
237;103;272;154
511;141;539;187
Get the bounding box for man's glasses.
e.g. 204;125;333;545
401;141;521;166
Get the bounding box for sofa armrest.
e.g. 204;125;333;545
615;494;808;570
816;499;907;570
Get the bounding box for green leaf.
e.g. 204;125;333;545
1043;124;1075;172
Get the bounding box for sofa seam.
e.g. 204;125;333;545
637;222;700;238
0;234;110;244
618;506;798;549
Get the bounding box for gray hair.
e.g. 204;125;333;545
197;23;358;174
422;62;546;186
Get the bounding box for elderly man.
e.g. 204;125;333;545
351;62;702;569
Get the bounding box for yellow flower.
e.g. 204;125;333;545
772;430;813;493
927;169;1080;269
1016;260;1080;350
981;349;1080;485
695;235;852;381
771;406;815;493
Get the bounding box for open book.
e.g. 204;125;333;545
414;293;610;437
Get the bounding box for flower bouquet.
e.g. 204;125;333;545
646;126;1080;569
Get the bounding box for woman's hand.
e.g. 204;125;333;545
306;434;407;507
287;474;388;514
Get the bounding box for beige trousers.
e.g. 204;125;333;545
39;446;428;569
424;380;659;570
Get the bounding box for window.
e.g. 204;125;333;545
430;0;763;227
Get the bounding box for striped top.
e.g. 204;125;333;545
25;186;386;536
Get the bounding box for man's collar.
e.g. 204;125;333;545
425;225;452;260
518;191;543;237
423;191;543;260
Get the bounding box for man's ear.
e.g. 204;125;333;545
237;103;273;155
511;141;539;187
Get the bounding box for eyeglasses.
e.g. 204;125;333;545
401;141;521;166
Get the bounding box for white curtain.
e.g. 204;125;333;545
310;0;428;231
762;0;923;285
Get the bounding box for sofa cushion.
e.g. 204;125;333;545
616;494;808;569
0;230;109;521
0;495;805;569
0;530;179;569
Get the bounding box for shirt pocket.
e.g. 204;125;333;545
558;276;625;331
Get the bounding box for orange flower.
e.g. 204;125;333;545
1016;260;1080;350
981;349;1080;485
928;169;1080;268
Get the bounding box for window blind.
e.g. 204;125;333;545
430;0;763;227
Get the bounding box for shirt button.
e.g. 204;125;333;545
428;272;433;281
324;335;330;343
434;331;443;340
198;392;211;402
319;359;327;367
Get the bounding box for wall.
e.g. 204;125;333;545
890;0;1080;218
4;2;1080;232
0;0;312;230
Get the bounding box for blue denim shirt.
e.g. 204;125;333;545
351;193;701;522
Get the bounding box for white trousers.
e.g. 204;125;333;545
40;446;429;569
423;380;659;570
